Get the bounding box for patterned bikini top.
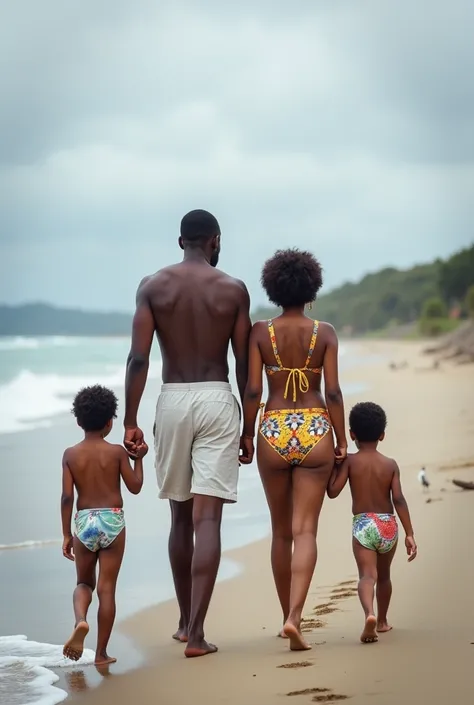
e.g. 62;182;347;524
265;319;322;402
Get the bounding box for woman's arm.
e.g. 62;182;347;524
242;323;264;439
322;324;347;459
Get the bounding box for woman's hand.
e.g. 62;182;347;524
334;442;348;464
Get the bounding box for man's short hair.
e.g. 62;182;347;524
180;210;220;243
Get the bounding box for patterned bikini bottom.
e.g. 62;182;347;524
259;407;332;466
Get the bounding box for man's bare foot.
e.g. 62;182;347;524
360;615;378;643
172;628;188;643
63;621;89;661
376;621;393;633
283;622;312;651
94;651;117;667
184;640;218;658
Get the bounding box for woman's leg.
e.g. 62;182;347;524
283;456;333;650
257;437;293;632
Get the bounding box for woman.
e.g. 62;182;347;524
242;248;347;651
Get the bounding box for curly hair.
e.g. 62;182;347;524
261;248;323;309
349;402;387;442
72;385;118;432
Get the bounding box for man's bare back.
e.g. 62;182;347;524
136;261;250;385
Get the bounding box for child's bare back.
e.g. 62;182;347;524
345;449;397;516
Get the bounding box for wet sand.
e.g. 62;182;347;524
69;341;474;705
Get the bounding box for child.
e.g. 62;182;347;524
327;401;417;644
61;385;148;666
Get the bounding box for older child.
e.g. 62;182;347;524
61;385;147;665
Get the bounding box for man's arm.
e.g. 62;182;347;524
124;277;155;439
61;450;75;561
230;279;252;405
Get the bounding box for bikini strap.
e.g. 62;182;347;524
267;319;283;368
304;320;319;368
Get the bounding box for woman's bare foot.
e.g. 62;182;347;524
63;620;89;661
94;651;117;667
184;640;218;658
283;622;312;651
376;620;393;633
360;615;378;643
277;628;289;639
172;628;188;643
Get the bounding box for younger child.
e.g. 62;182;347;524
61;385;148;666
327;401;417;644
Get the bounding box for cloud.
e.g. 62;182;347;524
1;0;473;311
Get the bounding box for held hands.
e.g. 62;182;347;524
239;435;254;465
133;441;149;459
62;535;74;561
124;426;145;457
405;535;417;562
334;442;348;464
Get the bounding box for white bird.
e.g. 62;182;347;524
418;467;430;491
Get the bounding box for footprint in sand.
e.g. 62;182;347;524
338;580;357;587
286;687;350;702
331;591;357;601
287;687;331;696
301;618;327;631
278;661;313;669
314;606;339;616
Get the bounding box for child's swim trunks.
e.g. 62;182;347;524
352;513;398;553
74;508;125;552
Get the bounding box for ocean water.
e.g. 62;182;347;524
0;336;370;705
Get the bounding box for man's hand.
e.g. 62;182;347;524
62;535;74;561
239;435;254;465
405;535;417;562
124;426;144;456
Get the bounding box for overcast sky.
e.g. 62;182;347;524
1;0;473;312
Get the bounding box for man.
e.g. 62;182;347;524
123;209;252;658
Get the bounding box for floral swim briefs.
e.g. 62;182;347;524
352;513;398;554
74;508;125;552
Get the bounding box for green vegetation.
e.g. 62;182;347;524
465;285;474;320
253;243;474;338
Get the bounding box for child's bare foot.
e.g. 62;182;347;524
63;621;89;661
376;620;393;633
172;628;188;643
184;639;218;658
283;621;312;651
360;615;378;643
94;650;117;667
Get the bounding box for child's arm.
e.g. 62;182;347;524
327;457;350;498
118;443;148;495
61;450;75;561
391;461;417;561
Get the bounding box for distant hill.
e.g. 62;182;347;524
2;243;473;337
0;303;133;337
252;243;474;336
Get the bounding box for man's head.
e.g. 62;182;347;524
349;401;387;447
179;209;221;267
72;384;118;436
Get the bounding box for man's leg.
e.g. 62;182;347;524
184;495;224;657
169;498;194;642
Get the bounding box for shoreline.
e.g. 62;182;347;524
68;340;474;704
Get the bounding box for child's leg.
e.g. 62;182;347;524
63;539;97;661
95;529;126;665
352;537;378;643
376;542;397;632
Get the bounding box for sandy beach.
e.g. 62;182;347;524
68;340;474;705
